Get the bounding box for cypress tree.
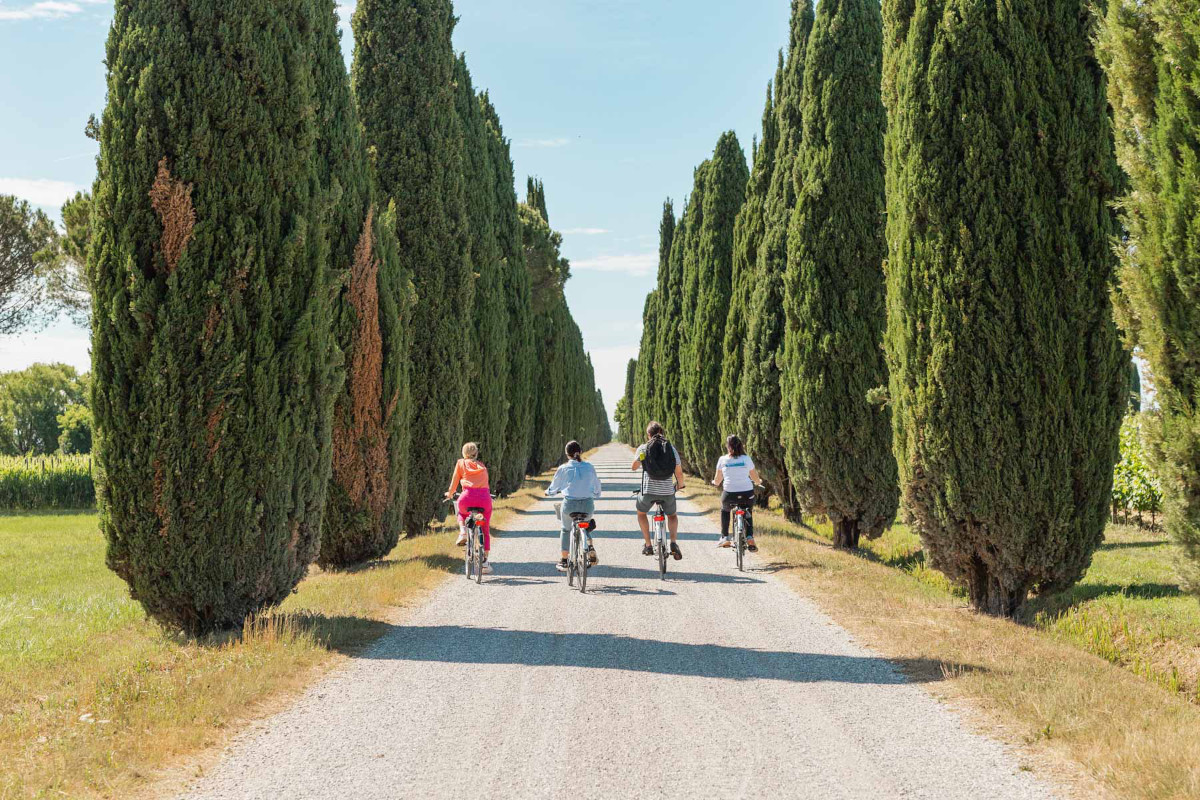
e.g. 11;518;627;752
455;57;510;473
721;86;775;438
90;0;335;633
738;2;814;521
633;200;675;441
665;164;711;466
882;0;1126;616
480;93;535;495
527;178;549;224
680;132;749;477
314;0;411;568
1098;2;1200;591
521;190;570;473
618;358;637;445
780;0;897;550
353;0;472;534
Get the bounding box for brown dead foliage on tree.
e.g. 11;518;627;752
332;209;391;522
148;158;195;274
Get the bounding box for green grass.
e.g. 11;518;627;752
0;512;462;798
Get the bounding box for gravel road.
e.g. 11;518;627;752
179;443;1055;799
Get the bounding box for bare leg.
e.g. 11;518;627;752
668;514;680;542
637;511;651;546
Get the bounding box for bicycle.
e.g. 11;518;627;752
633;491;670;579
566;512;593;593
731;502;752;572
450;493;497;584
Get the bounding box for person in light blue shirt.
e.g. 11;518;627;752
546;440;604;571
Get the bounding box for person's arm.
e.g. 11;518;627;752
712;466;725;488
445;460;463;498
546;466;565;496
631;448;643;471
674;462;686;491
749;468;763;486
592;466;603;499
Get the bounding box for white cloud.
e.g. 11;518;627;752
563;228;610;236
516;137;570;149
0;321;91;374
0;0;104;21
571;253;656;277
0;177;85;208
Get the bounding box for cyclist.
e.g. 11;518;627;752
632;420;685;560
444;442;493;574
712;434;762;552
546;440;603;572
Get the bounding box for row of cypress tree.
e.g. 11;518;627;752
88;0;608;634
629;0;1145;617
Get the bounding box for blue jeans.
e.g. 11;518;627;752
560;498;595;551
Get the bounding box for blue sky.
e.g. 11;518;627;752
0;0;792;422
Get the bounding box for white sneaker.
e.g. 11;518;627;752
481;561;494;574
717;537;731;548
455;532;467;546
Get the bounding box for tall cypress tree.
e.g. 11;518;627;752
480;93;534;495
353;0;472;534
669;164;711;466
723;84;776;436
782;0;898;550
739;2;814;521
1098;2;1200;592
680;132;749;477
882;0;1126;616
313;0;410;568
455;56;509;472
619;358;637;445
90;0;335;633
633;200;675;442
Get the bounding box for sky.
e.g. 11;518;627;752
0;0;792;423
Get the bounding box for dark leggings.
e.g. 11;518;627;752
720;490;756;538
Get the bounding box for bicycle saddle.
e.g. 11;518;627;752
467;506;487;514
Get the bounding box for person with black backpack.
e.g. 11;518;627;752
632;421;686;560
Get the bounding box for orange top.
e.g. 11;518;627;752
448;459;489;494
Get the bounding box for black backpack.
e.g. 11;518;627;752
643;436;677;480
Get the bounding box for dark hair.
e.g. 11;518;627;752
726;434;746;458
565;440;583;461
646;421;665;439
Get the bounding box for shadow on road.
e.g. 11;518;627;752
360;624;983;685
493;560;765;584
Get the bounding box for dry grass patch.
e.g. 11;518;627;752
678;481;1200;800
0;475;552;799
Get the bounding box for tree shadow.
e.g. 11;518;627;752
1023;581;1184;622
1099;539;1171;551
357;624;985;685
496;560;766;585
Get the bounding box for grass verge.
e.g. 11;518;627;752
0;477;551;799
680;479;1200;800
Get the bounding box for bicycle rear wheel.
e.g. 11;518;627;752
578;532;588;594
657;528;667;579
464;528;473;579
735;517;745;572
568;526;577;587
474;529;484;584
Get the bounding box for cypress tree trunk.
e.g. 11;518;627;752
739;0;814;523
722;86;776;437
619;358;637;445
882;0;1126;616
1098;2;1200;593
681;133;749;479
313;0;410;569
480;94;534;496
353;0;472;535
781;0;898;550
90;0;335;633
456;57;510;471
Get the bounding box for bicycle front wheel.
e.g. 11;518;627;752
474;531;484;584
657;530;667;578
464;531;473;579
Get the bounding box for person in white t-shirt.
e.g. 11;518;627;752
712;434;762;551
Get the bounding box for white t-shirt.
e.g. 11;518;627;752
716;454;756;493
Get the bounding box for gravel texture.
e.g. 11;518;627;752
180;444;1056;799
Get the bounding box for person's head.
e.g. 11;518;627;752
726;434;746;458
565;440;583;462
462;442;479;460
646;421;665;441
